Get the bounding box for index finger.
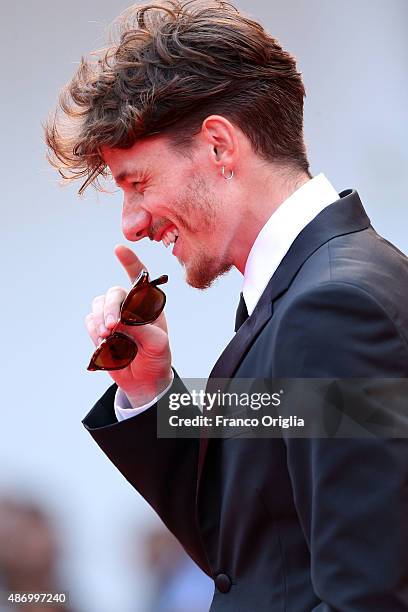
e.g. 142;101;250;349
114;244;147;283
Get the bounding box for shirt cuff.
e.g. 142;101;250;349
114;370;175;422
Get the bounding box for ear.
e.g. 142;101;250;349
200;115;239;172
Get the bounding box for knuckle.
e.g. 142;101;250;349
104;308;119;325
92;295;104;307
106;285;125;294
85;316;97;337
105;292;126;309
104;299;122;313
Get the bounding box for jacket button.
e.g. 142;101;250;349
215;573;231;593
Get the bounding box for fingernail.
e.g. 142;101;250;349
106;315;116;327
99;323;108;334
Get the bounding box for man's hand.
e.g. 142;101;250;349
85;245;173;407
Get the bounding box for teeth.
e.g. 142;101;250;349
161;227;179;248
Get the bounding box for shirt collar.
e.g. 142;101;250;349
242;173;339;315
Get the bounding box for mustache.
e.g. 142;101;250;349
148;217;189;240
148;219;169;241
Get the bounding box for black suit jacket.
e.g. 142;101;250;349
83;190;408;611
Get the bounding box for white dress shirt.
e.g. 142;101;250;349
114;173;339;421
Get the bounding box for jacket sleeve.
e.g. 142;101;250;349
274;282;408;611
82;369;210;575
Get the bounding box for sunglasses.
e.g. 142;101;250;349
87;269;168;371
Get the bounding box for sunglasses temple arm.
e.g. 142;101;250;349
151;274;168;287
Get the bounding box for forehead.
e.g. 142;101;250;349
101;135;173;179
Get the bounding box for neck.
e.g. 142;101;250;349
231;166;311;273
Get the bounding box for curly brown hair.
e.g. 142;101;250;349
45;0;310;194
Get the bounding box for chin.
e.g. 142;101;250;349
184;255;232;290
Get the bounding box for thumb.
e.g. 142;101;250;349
114;244;147;283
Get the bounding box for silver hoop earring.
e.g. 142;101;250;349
221;166;234;180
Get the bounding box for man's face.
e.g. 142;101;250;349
102;136;233;289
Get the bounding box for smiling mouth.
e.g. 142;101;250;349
161;226;179;248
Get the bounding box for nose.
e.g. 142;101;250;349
121;201;152;241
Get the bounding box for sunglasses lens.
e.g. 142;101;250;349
87;333;137;371
121;286;165;325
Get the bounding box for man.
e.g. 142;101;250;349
45;1;408;609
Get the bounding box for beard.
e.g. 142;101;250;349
184;251;233;289
172;175;233;289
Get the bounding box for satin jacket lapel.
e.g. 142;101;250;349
197;190;370;483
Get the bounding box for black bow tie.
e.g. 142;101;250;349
235;292;249;331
